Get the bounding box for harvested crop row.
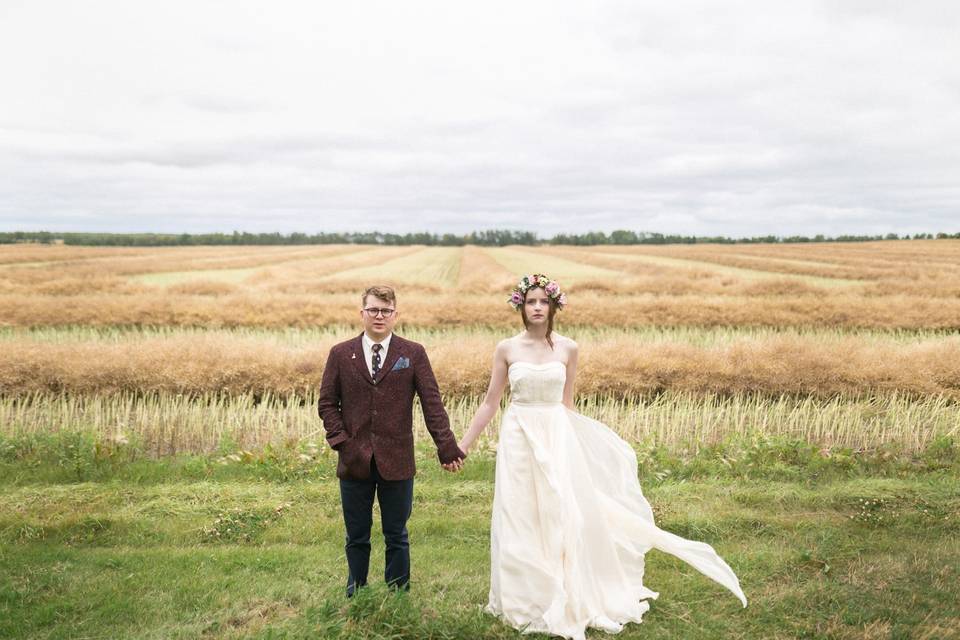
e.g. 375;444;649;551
2;290;959;329
2;332;958;398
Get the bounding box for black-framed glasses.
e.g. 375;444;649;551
363;307;396;318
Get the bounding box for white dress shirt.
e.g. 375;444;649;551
361;332;392;377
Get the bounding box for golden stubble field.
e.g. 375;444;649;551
1;240;958;454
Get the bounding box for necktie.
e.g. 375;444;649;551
371;343;382;377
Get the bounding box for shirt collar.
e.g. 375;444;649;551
362;332;392;351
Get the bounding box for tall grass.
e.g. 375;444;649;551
2;391;957;456
3;290;960;328
2;329;957;397
2;324;952;346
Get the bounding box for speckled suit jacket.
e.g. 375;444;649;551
317;333;466;481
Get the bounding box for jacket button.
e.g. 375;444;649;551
372;410;378;416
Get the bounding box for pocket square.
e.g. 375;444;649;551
391;356;411;371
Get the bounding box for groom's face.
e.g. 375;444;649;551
361;294;398;339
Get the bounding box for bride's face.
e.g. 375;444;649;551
523;287;551;326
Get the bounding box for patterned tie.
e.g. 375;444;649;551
371;343;382;378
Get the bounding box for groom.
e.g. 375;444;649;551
318;285;466;597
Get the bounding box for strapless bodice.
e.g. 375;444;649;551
508;361;566;405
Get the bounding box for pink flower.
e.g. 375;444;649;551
558;293;568;306
545;281;559;295
510;291;523;305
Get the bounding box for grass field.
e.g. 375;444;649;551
2;241;960;329
1;240;959;638
546;246;865;287
1;440;958;639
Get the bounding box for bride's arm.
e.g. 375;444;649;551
458;341;510;454
562;341;579;411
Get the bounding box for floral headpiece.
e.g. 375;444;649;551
508;273;567;311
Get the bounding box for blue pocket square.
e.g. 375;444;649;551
391;356;411;371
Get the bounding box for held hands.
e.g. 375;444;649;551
441;457;464;473
441;442;468;473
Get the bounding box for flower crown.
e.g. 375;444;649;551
507;273;567;311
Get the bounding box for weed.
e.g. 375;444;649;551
201;502;291;544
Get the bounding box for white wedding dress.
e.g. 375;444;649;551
485;361;746;640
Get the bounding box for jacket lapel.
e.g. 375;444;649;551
349;334;374;385
374;337;407;384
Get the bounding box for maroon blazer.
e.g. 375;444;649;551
317;333;466;481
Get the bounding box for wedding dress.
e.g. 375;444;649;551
485;361;746;640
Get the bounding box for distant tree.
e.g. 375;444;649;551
3;229;956;247
609;230;639;244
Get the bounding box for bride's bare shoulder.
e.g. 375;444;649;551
551;333;578;350
551;334;579;363
494;337;518;360
498;333;528;347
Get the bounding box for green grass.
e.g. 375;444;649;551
1;435;959;639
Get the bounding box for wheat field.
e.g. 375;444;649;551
1;240;958;453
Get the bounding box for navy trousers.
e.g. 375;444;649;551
339;456;414;596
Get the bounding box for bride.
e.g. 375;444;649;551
457;274;747;640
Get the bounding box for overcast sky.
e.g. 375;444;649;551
1;1;958;237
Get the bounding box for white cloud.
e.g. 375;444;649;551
1;0;958;237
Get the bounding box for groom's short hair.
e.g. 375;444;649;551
362;285;396;307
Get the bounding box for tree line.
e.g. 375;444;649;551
1;229;958;246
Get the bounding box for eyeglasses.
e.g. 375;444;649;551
363;307;396;318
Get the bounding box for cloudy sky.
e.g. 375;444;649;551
1;1;958;237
